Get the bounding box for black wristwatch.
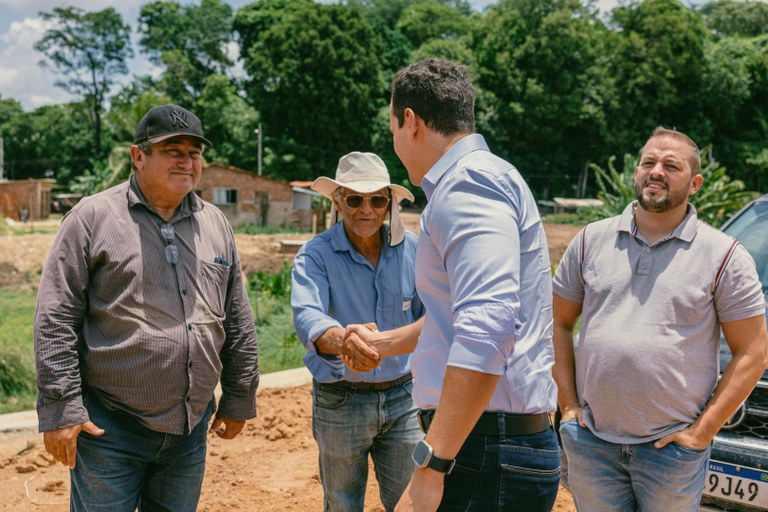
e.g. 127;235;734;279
412;440;456;474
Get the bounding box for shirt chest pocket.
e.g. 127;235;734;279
199;261;229;317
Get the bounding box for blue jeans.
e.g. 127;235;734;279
70;390;214;512
438;423;561;511
559;420;711;512
312;379;423;512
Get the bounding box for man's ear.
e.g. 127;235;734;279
130;145;145;171
403;107;420;137
689;173;704;196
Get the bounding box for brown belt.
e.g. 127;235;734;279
320;373;412;392
418;409;551;436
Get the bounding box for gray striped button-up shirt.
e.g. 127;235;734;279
35;177;259;434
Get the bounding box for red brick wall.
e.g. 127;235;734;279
196;164;295;228
0;179;54;221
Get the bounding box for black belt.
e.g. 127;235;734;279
320;373;412;392
418;409;550;436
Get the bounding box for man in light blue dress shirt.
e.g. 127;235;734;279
291;151;425;512
349;58;560;511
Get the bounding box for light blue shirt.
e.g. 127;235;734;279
414;134;557;413
292;222;424;383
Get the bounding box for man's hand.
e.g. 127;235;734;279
341;322;380;372
654;425;711;451
559;404;585;427
395;467;445;512
209;418;246;440
43;421;105;469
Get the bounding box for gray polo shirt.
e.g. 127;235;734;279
553;202;765;444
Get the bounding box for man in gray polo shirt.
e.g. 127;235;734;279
553;126;768;512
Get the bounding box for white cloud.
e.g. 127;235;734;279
0;16;76;108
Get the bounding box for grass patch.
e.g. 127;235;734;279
234;223;308;235
247;262;305;374
542;212;590;225
0;289;38;414
0;261;306;415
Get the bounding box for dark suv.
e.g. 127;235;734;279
701;194;768;511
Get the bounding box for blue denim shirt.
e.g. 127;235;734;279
292;222;424;383
414;134;557;413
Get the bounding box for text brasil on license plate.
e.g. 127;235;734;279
707;460;768;508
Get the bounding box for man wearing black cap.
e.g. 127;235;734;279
34;104;259;511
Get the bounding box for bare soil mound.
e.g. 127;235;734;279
0;385;575;511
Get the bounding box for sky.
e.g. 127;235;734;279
0;0;622;111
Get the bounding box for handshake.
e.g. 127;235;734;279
335;317;423;373
340;323;385;372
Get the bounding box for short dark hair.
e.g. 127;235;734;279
644;126;701;175
391;58;475;136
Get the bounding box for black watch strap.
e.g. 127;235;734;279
426;452;456;474
413;440;456;474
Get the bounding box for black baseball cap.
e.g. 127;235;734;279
133;104;212;147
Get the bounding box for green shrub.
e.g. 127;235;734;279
247;261;305;373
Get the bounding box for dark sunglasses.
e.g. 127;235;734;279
342;193;390;210
160;223;179;264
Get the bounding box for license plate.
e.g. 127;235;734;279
706;460;768;508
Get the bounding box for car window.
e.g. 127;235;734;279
722;201;768;294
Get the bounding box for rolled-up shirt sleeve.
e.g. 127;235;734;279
34;211;90;432
291;246;344;373
433;169;524;375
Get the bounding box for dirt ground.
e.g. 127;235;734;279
0;213;580;511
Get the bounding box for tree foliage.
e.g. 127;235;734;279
138;0;234;104
701;0;768;38
473;0;611;196
1;0;765;204
34;6;132;160
237;1;385;178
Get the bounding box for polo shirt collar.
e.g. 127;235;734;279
618;200;699;243
422;133;488;201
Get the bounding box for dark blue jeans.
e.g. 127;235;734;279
439;427;561;511
70;391;214;512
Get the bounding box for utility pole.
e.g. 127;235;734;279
0;136;4;181
254;124;263;176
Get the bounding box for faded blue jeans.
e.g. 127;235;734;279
560;419;711;512
438;423;561;511
312;379;422;512
70;390;214;512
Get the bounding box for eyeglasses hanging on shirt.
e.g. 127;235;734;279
160;223;179;264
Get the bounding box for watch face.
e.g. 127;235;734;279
412;440;432;467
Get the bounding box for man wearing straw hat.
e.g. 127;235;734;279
291;151;425;512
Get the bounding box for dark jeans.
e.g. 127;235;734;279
439;427;561;512
70;390;214;512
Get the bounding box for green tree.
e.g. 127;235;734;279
0;102;93;183
237;2;385;179
472;0;612;197
607;0;709;151
196;74;261;169
702;35;768;191
35;6;132;161
138;0;235;104
701;0;768;38
396;1;474;49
